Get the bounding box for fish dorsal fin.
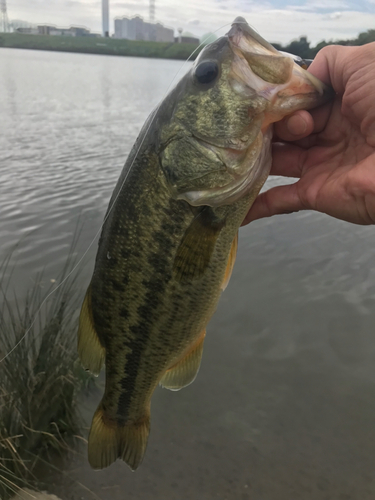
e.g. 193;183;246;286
160;330;206;391
78;286;105;376
173;207;225;283
221;232;239;291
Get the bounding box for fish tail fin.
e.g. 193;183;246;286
88;403;150;471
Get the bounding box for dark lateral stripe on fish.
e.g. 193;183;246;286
115;225;176;419
116;285;168;418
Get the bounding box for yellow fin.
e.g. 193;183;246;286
173;208;224;283
88;404;150;471
77;286;105;376
160;330;206;391
221;232;238;291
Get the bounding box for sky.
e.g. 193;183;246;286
7;0;375;45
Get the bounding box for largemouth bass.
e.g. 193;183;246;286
78;17;332;471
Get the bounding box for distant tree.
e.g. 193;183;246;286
309;40;328;57
309;29;375;57
272;43;283;51
272;30;374;60
181;31;196;38
284;36;311;59
200;32;217;46
357;29;375;44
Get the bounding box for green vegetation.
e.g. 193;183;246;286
0;29;373;62
0;33;202;60
273;29;375;59
0;241;90;498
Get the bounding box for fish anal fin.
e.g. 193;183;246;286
173;208;224;283
88;404;150;471
221;231;238;291
160;330;206;391
77;286;105;376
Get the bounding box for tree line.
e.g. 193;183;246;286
272;29;375;59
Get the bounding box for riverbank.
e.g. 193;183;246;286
12;489;62;500
0;33;202;60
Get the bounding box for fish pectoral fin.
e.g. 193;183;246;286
88;403;150;471
77;286;105;376
160;330;206;391
221;231;238;291
173;207;225;282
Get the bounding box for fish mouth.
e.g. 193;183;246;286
227;17;333;118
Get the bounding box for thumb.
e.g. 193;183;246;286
242;183;305;225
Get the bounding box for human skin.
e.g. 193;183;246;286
242;42;375;226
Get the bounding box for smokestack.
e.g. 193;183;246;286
102;0;109;37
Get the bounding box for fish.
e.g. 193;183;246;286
77;16;332;471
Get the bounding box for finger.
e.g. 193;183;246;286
274;110;314;142
307;98;335;135
274;100;335;147
308;44;357;94
241;183;304;225
270;143;306;178
308;50;332;87
290;97;338;149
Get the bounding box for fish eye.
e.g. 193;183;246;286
195;61;219;85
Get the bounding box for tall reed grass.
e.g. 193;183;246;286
0;236;89;498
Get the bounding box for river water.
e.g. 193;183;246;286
1;48;375;500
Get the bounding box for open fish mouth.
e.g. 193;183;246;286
227;17;331;115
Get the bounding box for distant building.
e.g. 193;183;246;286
15;25;93;37
102;0;109;37
50;28;73;36
70;26;91;37
16;27;38;35
154;23;174;42
174;32;199;44
38;25;52;35
114;16;174;43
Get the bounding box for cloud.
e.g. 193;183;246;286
286;0;350;12
8;0;375;44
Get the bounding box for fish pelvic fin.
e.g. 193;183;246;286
221;231;238;291
88;404;150;471
160;330;206;391
77;286;105;376
173;207;225;283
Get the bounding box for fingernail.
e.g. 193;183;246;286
287;115;307;136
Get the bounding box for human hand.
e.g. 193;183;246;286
242;42;375;226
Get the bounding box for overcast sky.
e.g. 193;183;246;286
8;0;375;45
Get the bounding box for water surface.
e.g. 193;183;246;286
1;48;375;500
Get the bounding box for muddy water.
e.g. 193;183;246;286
1;48;375;499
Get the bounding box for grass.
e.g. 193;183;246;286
0;235;90;499
0;33;202;60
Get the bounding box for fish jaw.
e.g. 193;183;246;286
228;17;333;124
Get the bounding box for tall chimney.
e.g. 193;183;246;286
102;0;109;37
